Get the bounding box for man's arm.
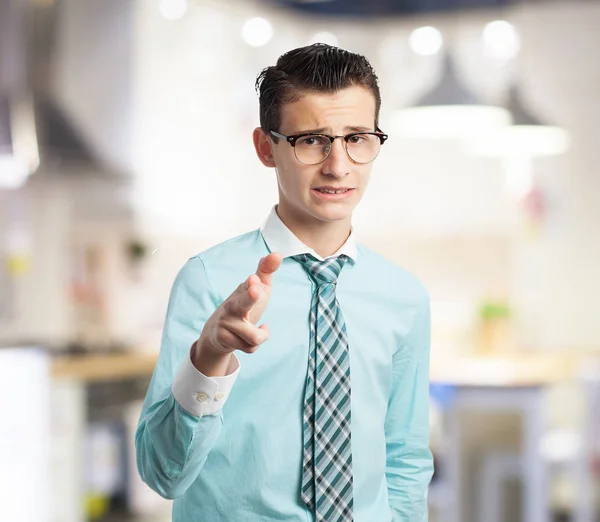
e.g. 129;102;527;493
385;295;434;521
135;255;231;499
135;252;282;500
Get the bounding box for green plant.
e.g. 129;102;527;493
479;301;511;320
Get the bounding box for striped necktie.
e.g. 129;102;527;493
293;253;353;522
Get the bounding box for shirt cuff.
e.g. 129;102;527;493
172;348;240;417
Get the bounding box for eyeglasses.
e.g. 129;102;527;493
269;129;388;165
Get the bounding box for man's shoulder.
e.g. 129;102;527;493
173;228;266;295
356;243;428;302
195;228;264;263
183;228;268;289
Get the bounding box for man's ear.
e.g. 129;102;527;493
253;127;276;168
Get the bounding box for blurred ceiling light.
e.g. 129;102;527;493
482;20;521;60
466;85;570;199
0;156;30;189
309;31;339;47
242;17;273;47
391;54;511;139
409;26;443;56
466;85;570;157
0;94;39;190
159;0;187;21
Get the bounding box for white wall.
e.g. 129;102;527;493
509;2;600;350
0;179;71;345
52;0;135;175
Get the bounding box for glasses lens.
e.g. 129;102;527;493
346;134;381;164
294;135;331;165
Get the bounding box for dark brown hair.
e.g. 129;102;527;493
255;43;381;140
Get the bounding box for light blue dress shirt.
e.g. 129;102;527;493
136;206;433;521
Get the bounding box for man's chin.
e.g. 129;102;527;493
311;204;354;223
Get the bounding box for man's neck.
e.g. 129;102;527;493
275;204;351;259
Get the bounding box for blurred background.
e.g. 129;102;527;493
1;0;599;521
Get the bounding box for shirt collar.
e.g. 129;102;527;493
260;205;358;263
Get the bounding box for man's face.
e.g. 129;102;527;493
267;85;378;227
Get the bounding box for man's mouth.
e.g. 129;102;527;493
314;187;354;194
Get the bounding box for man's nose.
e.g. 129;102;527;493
322;138;351;177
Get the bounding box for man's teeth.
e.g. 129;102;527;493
317;188;350;194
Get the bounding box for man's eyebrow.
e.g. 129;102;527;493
346;125;373;132
291;127;328;135
291;125;374;135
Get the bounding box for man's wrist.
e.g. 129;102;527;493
191;339;232;377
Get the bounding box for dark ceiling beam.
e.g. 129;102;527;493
271;0;516;17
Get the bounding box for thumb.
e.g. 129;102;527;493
255;252;283;286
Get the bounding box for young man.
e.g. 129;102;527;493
136;44;433;521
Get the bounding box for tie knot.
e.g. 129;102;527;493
293;254;348;286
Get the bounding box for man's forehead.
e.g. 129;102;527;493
279;86;376;130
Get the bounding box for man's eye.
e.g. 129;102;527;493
349;134;366;144
299;136;325;146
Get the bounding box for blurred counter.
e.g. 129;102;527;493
51;352;158;382
430;352;599;386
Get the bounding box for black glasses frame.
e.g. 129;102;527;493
269;129;388;147
269;128;388;165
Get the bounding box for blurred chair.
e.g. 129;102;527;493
476;361;600;522
574;363;600;522
479;451;521;522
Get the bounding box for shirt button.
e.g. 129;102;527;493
196;392;208;403
214;392;225;401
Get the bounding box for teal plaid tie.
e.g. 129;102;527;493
293;253;354;522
